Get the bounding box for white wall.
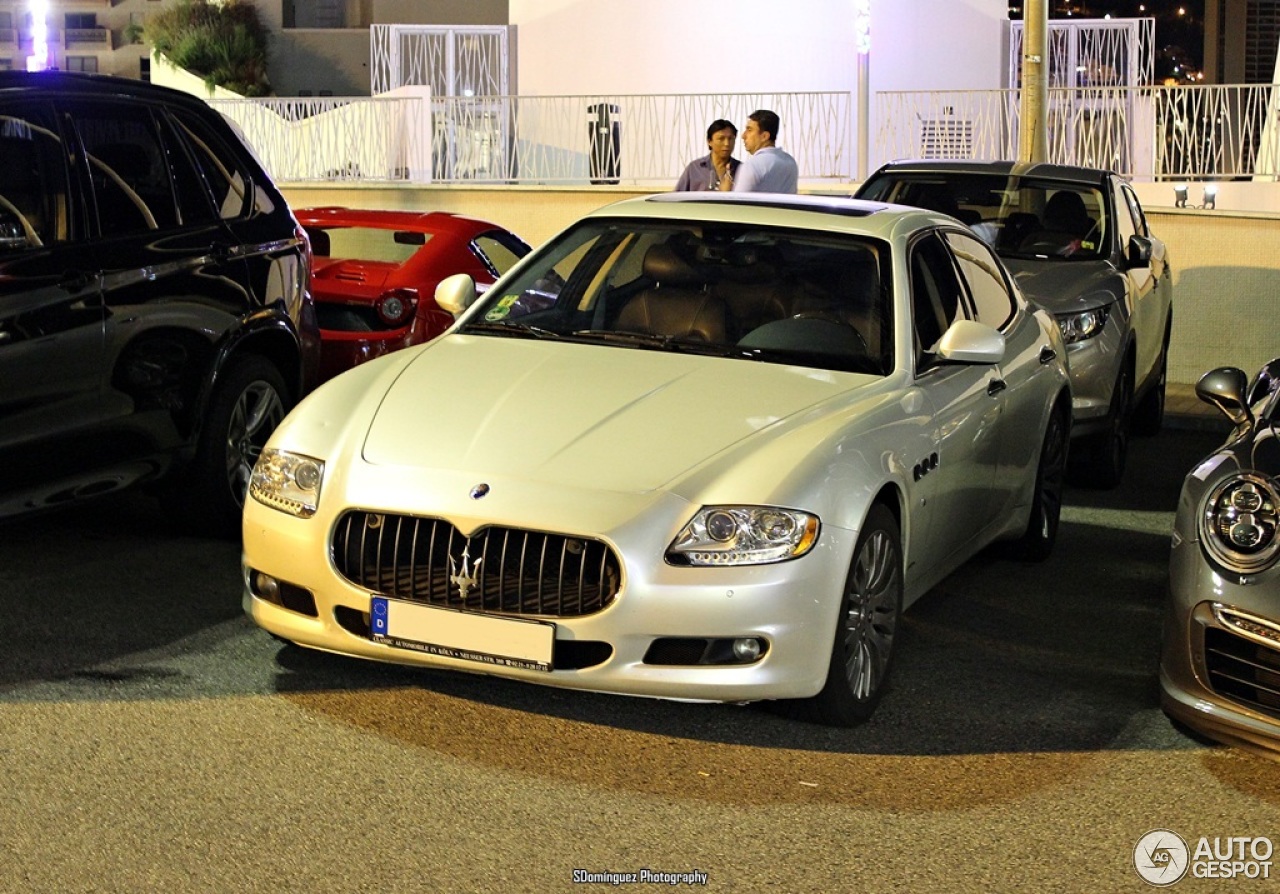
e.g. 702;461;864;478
508;0;1009;172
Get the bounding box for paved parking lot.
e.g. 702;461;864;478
1;418;1278;892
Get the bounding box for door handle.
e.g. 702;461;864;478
59;270;99;292
1039;344;1057;365
987;378;1007;397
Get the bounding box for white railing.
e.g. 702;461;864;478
208;93;431;182
208;91;852;186
877;84;1280;181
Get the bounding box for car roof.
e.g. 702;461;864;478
0;70;213;113
867;159;1114;187
585;192;956;239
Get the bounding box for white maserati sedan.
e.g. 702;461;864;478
242;193;1071;726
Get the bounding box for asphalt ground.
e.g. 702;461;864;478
2;409;1278;893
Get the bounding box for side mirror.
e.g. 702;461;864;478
434;272;477;318
1127;234;1153;268
936;319;1005;365
1246;358;1280;408
1196;366;1253;429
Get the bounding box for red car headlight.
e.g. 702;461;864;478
375;288;418;327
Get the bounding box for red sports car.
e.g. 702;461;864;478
298;207;532;383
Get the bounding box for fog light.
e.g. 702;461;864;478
732;637;762;662
255;572;280;602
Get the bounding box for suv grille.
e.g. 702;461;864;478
332;511;621;618
1204;627;1280;721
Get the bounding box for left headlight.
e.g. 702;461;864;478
666;506;820;566
1199;472;1280;577
1055;306;1110;344
249;449;325;518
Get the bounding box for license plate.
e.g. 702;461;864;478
370;596;554;672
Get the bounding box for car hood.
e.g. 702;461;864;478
1001;258;1120;314
361;335;875;492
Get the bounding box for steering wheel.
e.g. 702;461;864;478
791;311;870;355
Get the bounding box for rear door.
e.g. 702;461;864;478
0;98;110;509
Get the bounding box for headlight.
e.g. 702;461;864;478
667;506;820;566
249;449;325;518
1199;473;1280;576
1055;306;1110;344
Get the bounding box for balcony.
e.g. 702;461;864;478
64;27;109;48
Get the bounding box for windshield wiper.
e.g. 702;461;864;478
459;321;563;339
569;329;742;358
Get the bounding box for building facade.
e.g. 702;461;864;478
1205;0;1280;83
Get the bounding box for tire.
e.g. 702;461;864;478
792;504;903;727
1132;325;1170;437
1010;404;1069;562
1075;363;1131;489
168;354;290;538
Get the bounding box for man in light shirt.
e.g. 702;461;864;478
720;109;798;194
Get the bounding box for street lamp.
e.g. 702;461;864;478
27;0;49;72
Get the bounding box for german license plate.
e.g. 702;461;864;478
370;596;554;672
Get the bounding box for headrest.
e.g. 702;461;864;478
643;243;704;287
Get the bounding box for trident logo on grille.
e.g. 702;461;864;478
449;542;483;600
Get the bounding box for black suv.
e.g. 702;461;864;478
0;71;319;535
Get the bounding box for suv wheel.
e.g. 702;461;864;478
169;354;289;538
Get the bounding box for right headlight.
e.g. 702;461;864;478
250;448;325;518
1199;473;1280;576
1055;306;1110;344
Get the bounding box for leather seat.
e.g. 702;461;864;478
615;243;727;342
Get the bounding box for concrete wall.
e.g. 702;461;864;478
278;183;1279;386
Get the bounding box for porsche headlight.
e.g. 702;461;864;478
1199;473;1280;576
667;506;820;566
249;449;324;518
1055;306;1110;344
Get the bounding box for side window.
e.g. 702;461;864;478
909;232;965;356
473;232;528;278
943;230;1016;331
156;113;218;226
169;108;252;220
0;102;74;250
1119;182;1147;238
69;103;179;234
1112;181;1138;246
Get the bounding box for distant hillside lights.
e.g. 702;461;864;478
26;0;49;72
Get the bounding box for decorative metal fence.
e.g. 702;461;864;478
209;91;853;186
876;84;1280;181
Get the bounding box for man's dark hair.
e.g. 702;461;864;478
706;119;737;141
748;109;781;143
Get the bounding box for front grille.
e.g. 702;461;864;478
1204;626;1280;721
332;510;621;618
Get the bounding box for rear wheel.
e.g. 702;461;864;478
792;504;903;727
1133;325;1170;436
1074;363;1131;489
167;354;290;538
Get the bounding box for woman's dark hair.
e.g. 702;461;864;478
706;119;737;141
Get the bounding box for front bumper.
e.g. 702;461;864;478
242;494;857;704
1061;316;1124;438
1159;533;1280;760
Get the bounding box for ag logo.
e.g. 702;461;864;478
1134;829;1190;887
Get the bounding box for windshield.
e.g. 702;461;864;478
861;174;1107;262
461;220;893;376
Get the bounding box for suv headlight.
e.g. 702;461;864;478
667;506;820;566
1199;473;1280;577
250;449;324;518
1055;306;1110;344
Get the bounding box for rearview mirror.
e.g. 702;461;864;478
435;272;477;317
936;319;1005;365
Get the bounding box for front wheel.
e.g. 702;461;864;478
167;354;290;538
1133;326;1170;437
792;504;903;727
1010;405;1069;562
1073;363;1131;489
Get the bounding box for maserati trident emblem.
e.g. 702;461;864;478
470;483;490;500
449;542;483;601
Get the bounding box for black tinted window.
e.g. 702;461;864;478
909;233;964;354
170;108;252;220
71;103;179;234
0;102;74;250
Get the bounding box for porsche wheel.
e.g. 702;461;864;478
797;504;903;727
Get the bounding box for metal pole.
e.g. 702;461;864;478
1019;0;1049;163
855;1;871;180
